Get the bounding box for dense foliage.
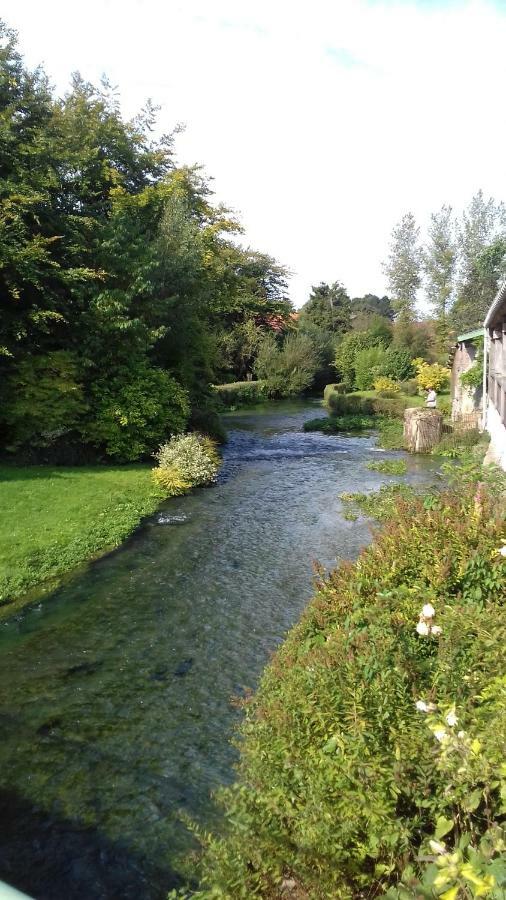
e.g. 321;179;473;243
152;433;220;495
185;467;506;898
0;22;292;461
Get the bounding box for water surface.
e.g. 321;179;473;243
0;401;438;899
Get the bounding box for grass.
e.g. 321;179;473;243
0;464;163;618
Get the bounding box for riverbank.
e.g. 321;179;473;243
0;464;162;620
192;461;506;898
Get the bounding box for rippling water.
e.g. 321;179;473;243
0;401;439;899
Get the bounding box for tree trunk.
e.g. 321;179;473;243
403;408;443;453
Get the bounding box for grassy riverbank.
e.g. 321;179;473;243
0;464;162;619
188;463;506;899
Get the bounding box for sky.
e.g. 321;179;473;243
3;0;506;307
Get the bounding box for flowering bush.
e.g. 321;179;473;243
373;375;400;393
414;358;451;392
151;464;190;496
152;432;220;496
189;469;506;899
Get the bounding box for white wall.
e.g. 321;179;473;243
485;399;506;471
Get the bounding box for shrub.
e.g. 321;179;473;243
154;432;219;487
377;418;406;449
433;428;483;458
304;415;377;433
323;383;346;404
151;464;190;496
189;407;227;444
400;378;419;396
381;346;414;381
326;393;374;415
214;381;267;407
373;376;400;393
192;477;506;899
334;330;384;390
354;345;388;390
87;364;189;461
372;397;409;418
3;351;87;450
414;359;451;392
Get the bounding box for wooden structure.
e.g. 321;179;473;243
484;282;506;469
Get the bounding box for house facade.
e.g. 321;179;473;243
484;281;506;469
451;328;483;423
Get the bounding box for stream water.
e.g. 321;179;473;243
0;401;439;899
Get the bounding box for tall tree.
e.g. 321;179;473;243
383;213;422;325
299;282;351;333
451;191;506;332
424;205;457;352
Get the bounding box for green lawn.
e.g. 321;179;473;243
0;464;162;619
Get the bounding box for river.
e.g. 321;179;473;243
0;401;439;899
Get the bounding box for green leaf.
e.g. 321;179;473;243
435;817;454;840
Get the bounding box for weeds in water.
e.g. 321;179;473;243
366;459;407;475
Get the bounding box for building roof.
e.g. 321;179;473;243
456;328;484;343
484;280;506;328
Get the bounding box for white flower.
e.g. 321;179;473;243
434;728;447;742
416;700;429;712
457;731;466;739
416;621;430;636
498;545;506;557
422;603;435;618
431;625;443;636
429;839;447;856
446;711;458;727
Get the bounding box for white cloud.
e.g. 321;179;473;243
3;0;506;306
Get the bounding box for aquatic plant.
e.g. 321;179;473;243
366;458;407;475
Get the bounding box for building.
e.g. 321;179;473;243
451;328;483;424
483;281;506;469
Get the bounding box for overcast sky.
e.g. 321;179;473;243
3;0;506;307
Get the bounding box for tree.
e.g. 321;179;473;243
384;213;422;325
424;205;457;352
457;190;506;286
299;282;351;334
351;294;394;321
451;238;506;333
0;23;292;460
254;333;320;397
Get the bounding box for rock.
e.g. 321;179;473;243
403;408;443;453
281;877;297;892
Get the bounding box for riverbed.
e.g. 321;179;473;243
0;401;439;899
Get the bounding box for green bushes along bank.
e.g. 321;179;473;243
187;464;506;899
214;381;269;407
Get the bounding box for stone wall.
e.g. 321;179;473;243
451;340;482;420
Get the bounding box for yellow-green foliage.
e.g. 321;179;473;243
151;432;221;497
414;358;451;392
199;436;221;468
191;469;506;899
151;464;190;496
373;375;400;393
